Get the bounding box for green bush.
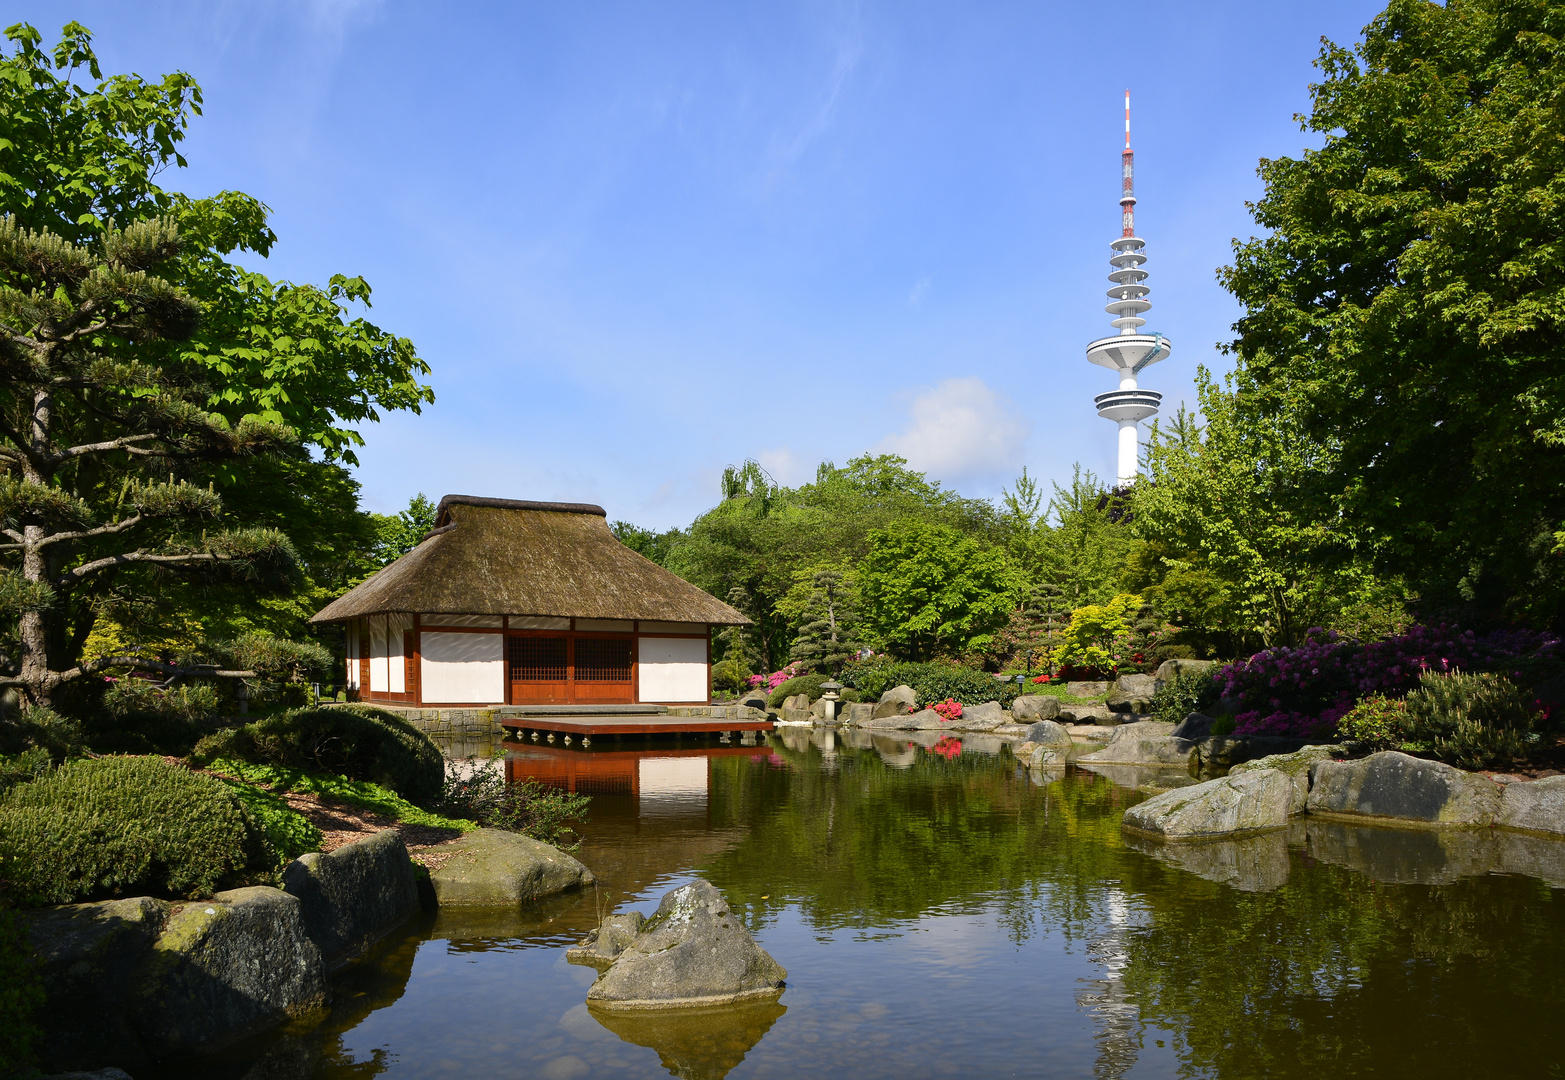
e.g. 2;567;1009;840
192;704;443;804
1151;668;1222;724
842;661;1017;708
0;747;51;796
88;679;221;756
219;779;323;863
1337;694;1408;751
711;657;750;694
0;756;267;906
768;673;831;707
0;706;84;763
0;904;42;1077
1403;670;1539;769
438;762;590;847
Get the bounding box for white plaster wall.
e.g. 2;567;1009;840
421;613;503;628
637;621;705;635
369;617;388;692
386;613;411;694
345;622;359;689
637;637;707;702
421;632;504;704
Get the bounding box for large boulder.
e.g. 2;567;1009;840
26;897;169;1072
1306;751;1502;826
422;828;595;905
129;886;328;1057
1058;704;1114;725
282;829;421;969
1199;735;1310;769
1116;673;1157;698
781;693;810;712
1011;695;1061;722
1078;721;1197;767
1106;689;1153;714
839;702;875;725
1170;713;1215;739
859;707;945;731
948;700;1004;731
1230;745;1344;814
1499;775;1565;837
871;685;917;719
1122;768;1295;839
1066;680;1109;698
1152;658;1217;690
584;880;786;1010
1025;720;1073;747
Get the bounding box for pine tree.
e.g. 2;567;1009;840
789;569;863;676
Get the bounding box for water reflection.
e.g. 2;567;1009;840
142;734;1565;1079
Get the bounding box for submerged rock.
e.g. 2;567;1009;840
1011;695;1061;722
283;829;421;970
567;911;646;970
1307;751;1502;827
422;828;595;906
585;880;786;1010
1122;769;1294;839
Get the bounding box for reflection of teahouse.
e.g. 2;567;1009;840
310;496;749;707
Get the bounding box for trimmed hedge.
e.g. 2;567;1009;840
192;704;443;805
0;756;267;906
765;674;863;707
842;660;1018;708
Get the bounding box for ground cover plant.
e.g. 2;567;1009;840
437;764;590;848
192;704;443;803
0;756;270;906
202;758;475;834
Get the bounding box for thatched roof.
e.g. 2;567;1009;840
311;496;748;626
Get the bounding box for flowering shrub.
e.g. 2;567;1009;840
927;736;962;759
1221;625;1562;739
748;662;805;691
931;699;962;722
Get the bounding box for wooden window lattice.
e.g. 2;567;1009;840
574;637;634;682
509;636;568;682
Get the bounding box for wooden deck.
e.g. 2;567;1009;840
497;705;773;743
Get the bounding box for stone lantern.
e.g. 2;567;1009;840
818;680;843;725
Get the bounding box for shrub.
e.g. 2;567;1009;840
931;699;962;722
1049;594;1143;676
1151;668;1222;724
1403;670;1538;770
711;657;750;694
88;679;220;756
768;673;831;707
1337;694;1409;751
0;904;42;1077
0;747;51;796
192;704;443;805
841;661;1019;708
437;761;589;847
0;756;267;906
0;706;83;763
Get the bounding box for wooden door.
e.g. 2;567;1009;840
571;635;634;704
508;635;570;705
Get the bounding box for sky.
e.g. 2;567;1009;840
16;0;1386;528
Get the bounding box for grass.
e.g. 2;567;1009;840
1005;682;1111;705
202;757;479;833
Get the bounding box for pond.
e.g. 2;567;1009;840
155;727;1565;1079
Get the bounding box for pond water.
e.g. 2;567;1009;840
158;728;1565;1079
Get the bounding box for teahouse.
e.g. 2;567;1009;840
310;496;749;707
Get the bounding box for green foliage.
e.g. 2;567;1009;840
1051;594;1143;675
767;673;832;708
191;704;443;805
88;679;219;756
0;756;265;905
366;493;437;572
216;778;322;864
610;520;683;567
1151;668;1222;725
0;706;83;763
1403;670;1539;769
711;656;752;694
224;632;335;684
0;902;42;1077
205;757;475;833
841;659;1016;708
859;520;1018;661
0;746;50;796
785;567;865;675
1217;0;1565;624
104;679;219;723
1337;694;1409;751
437;764;589;848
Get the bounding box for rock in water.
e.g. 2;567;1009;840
1078;721;1197;766
1011;695;1061;722
1025;720;1073;746
283;830;421;969
1307;751;1502;826
567;912;646;970
871;685;917;719
423;828;595;905
1230;745;1344;814
949;700;1003;731
1122;769;1295;839
1500;775;1565;837
585;880;786;1010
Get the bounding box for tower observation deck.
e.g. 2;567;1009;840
1088;92;1170;486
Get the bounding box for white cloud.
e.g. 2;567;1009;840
758;447;814;487
874;377;1031;484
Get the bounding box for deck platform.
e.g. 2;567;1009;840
497;704;773;743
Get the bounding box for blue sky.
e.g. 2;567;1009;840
19;1;1384;527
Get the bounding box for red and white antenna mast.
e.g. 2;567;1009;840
1087;90;1170;487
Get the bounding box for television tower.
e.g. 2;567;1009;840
1088;91;1169;487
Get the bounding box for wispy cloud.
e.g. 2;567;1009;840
908;275;932;306
768;1;865;166
875;377;1031;485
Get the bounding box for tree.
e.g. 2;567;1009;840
1033;465;1132;609
784;567;864;675
368;492;436;570
610;519;683;567
0;215;297;706
1220;0;1565;623
858;520;1019;661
